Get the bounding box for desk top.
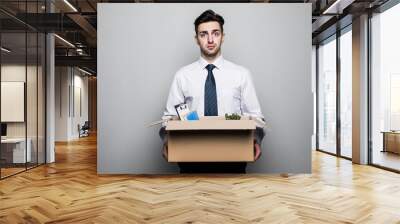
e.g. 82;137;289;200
1;138;30;143
381;131;400;134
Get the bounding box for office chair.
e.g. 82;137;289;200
79;121;90;138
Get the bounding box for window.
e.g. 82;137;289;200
318;36;337;154
371;3;400;171
340;28;352;158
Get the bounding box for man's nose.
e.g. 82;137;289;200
207;35;214;43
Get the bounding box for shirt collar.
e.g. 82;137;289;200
198;55;224;70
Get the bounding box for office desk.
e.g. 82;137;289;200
382;131;400;154
1;138;32;164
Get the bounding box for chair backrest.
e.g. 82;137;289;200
82;121;90;129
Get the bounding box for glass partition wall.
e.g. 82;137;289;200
339;28;352;159
316;26;353;159
370;3;400;171
317;35;337;155
0;31;28;177
0;2;46;179
317;0;400;172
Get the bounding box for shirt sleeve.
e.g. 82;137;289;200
240;68;266;127
161;71;185;124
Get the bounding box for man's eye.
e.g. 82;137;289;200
200;33;206;38
214;32;220;37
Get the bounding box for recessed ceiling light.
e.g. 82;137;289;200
322;0;351;15
63;0;78;12
78;67;93;76
54;34;75;48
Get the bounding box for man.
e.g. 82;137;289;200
160;9;265;173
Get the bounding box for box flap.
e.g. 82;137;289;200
166;119;256;131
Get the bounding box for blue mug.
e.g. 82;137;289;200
186;111;199;121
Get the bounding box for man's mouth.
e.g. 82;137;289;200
207;45;215;50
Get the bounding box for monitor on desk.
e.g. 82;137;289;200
1;123;7;138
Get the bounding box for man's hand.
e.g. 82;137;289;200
254;143;262;161
162;144;168;160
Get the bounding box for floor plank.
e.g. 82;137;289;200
1;134;400;223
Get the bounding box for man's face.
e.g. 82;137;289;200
195;21;224;58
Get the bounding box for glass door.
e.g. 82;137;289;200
318;36;337;155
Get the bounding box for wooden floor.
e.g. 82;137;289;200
1;135;400;223
0;167;26;178
1;163;46;178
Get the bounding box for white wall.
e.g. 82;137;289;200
98;3;312;174
55;67;89;141
1;65;39;138
72;73;89;138
1;66;26;133
55;66;69;141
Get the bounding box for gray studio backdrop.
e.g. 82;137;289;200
98;3;312;174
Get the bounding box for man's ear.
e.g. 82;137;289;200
194;35;200;46
221;33;225;43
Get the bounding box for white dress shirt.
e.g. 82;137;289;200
162;55;264;125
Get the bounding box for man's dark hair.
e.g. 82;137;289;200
194;10;224;35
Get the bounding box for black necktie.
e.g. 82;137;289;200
204;64;218;116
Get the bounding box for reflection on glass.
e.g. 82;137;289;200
1;32;27;177
38;33;46;165
340;29;352;158
371;3;400;171
318;37;337;154
0;1;46;179
390;75;400;130
27;31;38;169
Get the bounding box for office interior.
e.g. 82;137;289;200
0;0;400;222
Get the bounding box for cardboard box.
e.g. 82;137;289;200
166;117;256;162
